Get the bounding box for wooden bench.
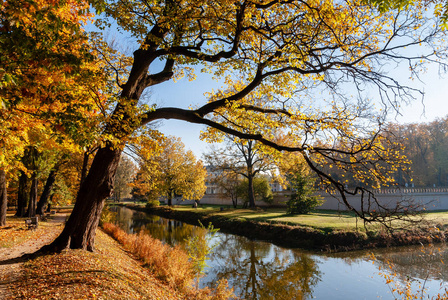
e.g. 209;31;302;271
40;213;49;221
25;216;39;230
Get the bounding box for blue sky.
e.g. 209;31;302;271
152;64;448;159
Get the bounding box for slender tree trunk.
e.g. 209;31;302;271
26;174;37;218
36;169;56;215
41;144;122;252
0;169;7;226
248;174;256;208
232;194;238;208
15;170;28;217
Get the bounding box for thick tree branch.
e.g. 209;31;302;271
140;107;383;156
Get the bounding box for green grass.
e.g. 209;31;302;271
169;205;448;232
419;210;448;223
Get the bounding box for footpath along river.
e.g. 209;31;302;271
112;206;448;299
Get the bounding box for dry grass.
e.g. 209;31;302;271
102;222;234;300
102;222;193;290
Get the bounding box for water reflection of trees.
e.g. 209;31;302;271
112;206;134;233
326;245;448;285
112;207;207;246
205;234;321;300
114;207;321;299
374;245;448;283
111;207;448;298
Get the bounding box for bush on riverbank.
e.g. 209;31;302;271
102;222;234;299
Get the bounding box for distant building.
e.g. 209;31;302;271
205;165;222;195
269;180;284;192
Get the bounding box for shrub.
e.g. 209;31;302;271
286;172;323;214
146;199;160;208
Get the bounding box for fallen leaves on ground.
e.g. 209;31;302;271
0;214;62;249
9;230;184;300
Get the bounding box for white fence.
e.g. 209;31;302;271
192;190;448;211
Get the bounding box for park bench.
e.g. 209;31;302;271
25;216;38;230
40;212;50;221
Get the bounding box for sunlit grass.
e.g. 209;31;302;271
171;206;448;232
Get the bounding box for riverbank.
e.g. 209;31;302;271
0;213;206;299
121;204;448;251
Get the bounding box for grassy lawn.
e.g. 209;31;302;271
419;210;448;224
169;205;448;232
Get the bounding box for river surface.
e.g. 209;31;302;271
112;207;448;299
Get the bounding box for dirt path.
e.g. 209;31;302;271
0;214;66;300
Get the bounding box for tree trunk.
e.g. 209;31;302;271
46;194;55;212
0;169;7;226
26;174;37;218
248;175;256;208
167;188;173;206
36;169;56;215
15;170;28;217
232;194;238;208
80;150;90;187
41;144;122;252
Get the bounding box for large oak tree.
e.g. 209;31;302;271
37;0;443;251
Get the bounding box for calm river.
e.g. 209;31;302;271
113;206;448;299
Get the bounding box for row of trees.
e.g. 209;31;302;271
1;0;446;252
7;113;448;229
0;0;109;228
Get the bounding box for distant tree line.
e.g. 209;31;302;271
323;117;448;189
389;117;448;187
